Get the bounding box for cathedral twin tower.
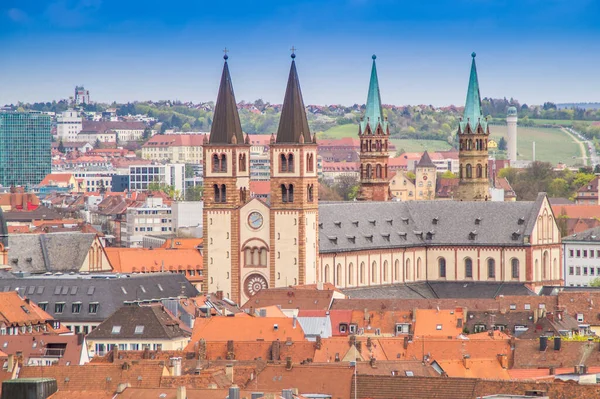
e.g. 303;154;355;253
203;51;490;302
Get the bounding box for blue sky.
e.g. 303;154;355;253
1;0;600;106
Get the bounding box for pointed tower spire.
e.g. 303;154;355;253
209;54;244;145
460;52;486;132
275;53;311;144
361;55;386;133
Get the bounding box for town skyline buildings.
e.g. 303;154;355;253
2;0;600;107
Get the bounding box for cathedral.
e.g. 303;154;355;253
203;53;562;304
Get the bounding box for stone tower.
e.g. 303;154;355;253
357;55;391;202
415;151;437;200
455;53;490;201
203;54;251;299
507;106;518;162
269;53;319;288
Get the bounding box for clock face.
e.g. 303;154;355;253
248;211;263;229
423;175;428;181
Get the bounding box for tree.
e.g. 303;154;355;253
441;170;457;179
184;185;204;201
334;175;360;201
58;140;66;153
182;122;192;132
142;128;152;140
396;148;406;157
94;138;101;149
589;277;600;287
498;137;507;151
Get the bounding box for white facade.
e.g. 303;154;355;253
124;197;173;247
76;131;116;143
507;109;518;162
56;110;83;142
563;241;600;287
128;164;185;192
172;201;203;237
71;170;117;192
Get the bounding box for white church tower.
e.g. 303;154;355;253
507;106;518;162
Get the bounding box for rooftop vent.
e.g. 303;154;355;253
398;232;407;239
352;221;359;227
432;217;439;225
368;219;376;226
401;217;409;225
386;219;393;225
364;235;373;242
468;231;477;240
475;217;482;225
346;235;356;243
327;236;338;245
381;233;390;242
334;221;341;228
518;217;525;225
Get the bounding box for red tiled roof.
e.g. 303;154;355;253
552;204;600;219
143;134;207;147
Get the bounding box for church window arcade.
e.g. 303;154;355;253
438;257;446;278
212;154;227;173
280;153;295;173
244;246;268;267
238;153;247;172
511;258;520;279
306;153;314;172
465;258;473;278
213;184;227;203
281;184;294;203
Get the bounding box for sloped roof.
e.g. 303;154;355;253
0;334;84;366
552;204;600;219
143;134;206;147
86;304;190;340
105;247;202;273
459;52;487;133
7;233;98;274
241;286;335;310
208;58;244;145
275;56;312;144
2;206;62;222
416;151;435;168
562;225;600;242
318;194;545;253
360;55;388;134
413;309;464;337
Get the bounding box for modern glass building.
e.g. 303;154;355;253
0;112;52;187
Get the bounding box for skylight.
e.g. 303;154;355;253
112;326;121;334
134;325;145;334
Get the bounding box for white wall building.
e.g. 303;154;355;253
56;110;83;142
172;201;203;237
128;163;185;193
563;227;600;287
70;169;117;192
124;196;173;247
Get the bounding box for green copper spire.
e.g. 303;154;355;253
460;52;487;132
360;55;388;134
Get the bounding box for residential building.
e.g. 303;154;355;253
39;173;81;192
388;170;416;201
6;232;111;274
0;291;69;336
0;273;198;334
71;169;116;192
86;304;191;356
74;85;90;105
76;129;116;144
124;196;173;247
76;121;147;143
0;333;90;367
128;163;185;192
574;176;598;205
248;134;271;181
51;141;92;154
321;161;359;184
562;226;600;286
455;53;491;201
56;110;83;142
141;134;206;163
0;112;51;187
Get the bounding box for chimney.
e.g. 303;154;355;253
176;386;187;399
7;354;15;373
170;357;182;377
113;345;119;362
281;389;293;399
364;308;370;323
554;337;562;351
369;357;376;368
271;340;280;361
403;336;410;349
143;347;150;359
549;367;555;375
251;393;264;399
497;354;508;369
226;340;235;360
225;364;234;383
355;340;362;353
547;312;554;322
228;386;240;399
198;339;206;360
315;335;322;350
216;291;224;300
463;354;471;370
286;357;292;370
366;337;372;349
292;316;297;328
539;336;548;351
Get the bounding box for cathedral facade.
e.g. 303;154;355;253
203;53;562;303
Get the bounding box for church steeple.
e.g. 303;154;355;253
460;52;487;133
209;54;244;145
275;53;312;144
361;55;388;134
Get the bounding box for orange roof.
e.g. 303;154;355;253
436;358;511;379
508;368;551;380
105;247;202;274
186;316;305;348
413;309;465;338
552;204;600;219
250;181;271;195
350;309;412;336
0;292;66;333
39;173;75;186
247;134;272;146
143;134;206;147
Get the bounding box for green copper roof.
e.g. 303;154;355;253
460;52;487;132
360;55;388;134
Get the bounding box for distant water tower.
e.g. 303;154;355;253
506;106;518;162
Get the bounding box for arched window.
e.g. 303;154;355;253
371;261;377;283
307;153;314;172
307;184;314;202
251;247;259;266
553;258;558;279
280;153;288;172
366;164;372;179
360;262;365;284
348;263;354;286
376;164;382;178
465;258;473;278
324;265;330;283
459;164;463;179
416;258;422;279
281;184;288;203
383;261;389;282
220;184;227;203
511;258;520;279
220;154;227;172
336;264;342;286
439;258;446;278
259;248;268;266
212;154;220;173
213;184;220;203
405;258;411;281
466;164;473;178
288;153;295;173
543;251;549;279
395;259;400;281
476;164;483;178
487;258;495;279
238;153;246;172
288;184;294;203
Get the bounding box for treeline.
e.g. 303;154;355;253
499;162;598;201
